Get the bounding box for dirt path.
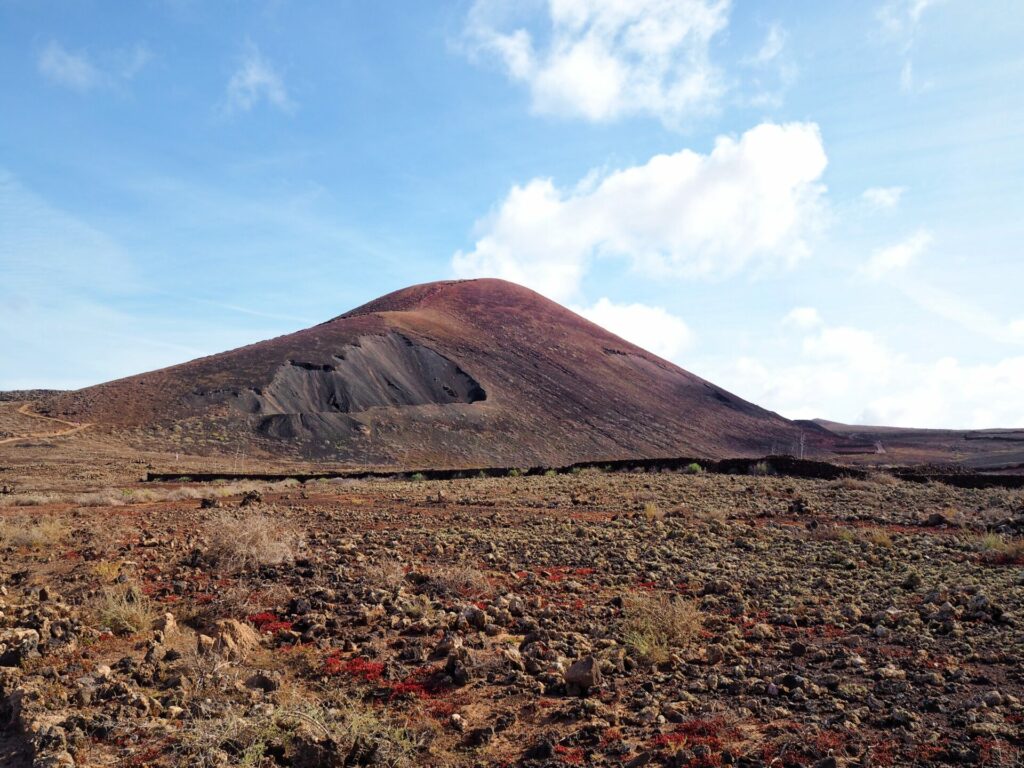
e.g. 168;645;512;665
0;403;91;446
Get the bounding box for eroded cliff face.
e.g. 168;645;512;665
237;333;486;416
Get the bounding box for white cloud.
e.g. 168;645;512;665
741;22;797;108
861;228;931;279
575;297;694;360
877;0;943;91
38;41;100;91
453;121;828;302
862;185;905;210
782;306;822;330
878;0;942;39
711;312;1024;429
119;43;153;79
464;0;730;125
37;40;152;92
750;22;786;65
225;44;293;113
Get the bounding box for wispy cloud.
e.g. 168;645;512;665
877;0;944;91
119;43;154;79
742;22;797;108
861;228;931;279
37;40;153;93
862;185;906;210
225;43;294;114
38;41;100;91
749;22;786;65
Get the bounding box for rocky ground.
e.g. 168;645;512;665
0;468;1022;767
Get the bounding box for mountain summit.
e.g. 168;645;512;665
45;279;817;466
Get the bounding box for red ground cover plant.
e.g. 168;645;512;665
247;611;294;634
323;652;385;681
600;727;623;747
386;664;449;701
869;738;900;766
975;737;1021;766
554;744;586;765
652;717;745;767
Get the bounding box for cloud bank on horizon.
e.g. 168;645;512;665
1;0;1022;429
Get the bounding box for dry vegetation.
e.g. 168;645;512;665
203;509;298;572
0;465;1022;767
95;581;157;635
620;593;702;665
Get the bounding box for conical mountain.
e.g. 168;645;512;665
44;279;820;466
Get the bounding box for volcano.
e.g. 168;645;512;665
43;279;822;466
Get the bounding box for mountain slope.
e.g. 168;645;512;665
43;279;823;466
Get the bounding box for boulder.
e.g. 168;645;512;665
565;655;601;692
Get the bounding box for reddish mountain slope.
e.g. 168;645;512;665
44;279;824;466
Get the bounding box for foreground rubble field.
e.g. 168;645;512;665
0;469;1022;767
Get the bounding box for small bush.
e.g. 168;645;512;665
409;472;426;483
684;462;704;475
97;582;156;635
748;461;775;477
621;593;702;665
507;468;524;478
204;510;296;573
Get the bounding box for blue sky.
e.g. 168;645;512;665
2;0;1023;428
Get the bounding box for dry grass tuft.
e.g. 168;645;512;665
97;582;156;635
204;510;297;573
0;515;68;549
174;697;421;768
865;471;901;486
0;492;59;507
73;490;128;507
621;593;702;665
92;560;124;584
366;558;406;592
643;501;665;522
862;528;894;548
972;533;1024;563
429;564;489;598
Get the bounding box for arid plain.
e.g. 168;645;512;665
2;394;1023;767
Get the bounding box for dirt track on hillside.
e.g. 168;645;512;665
0;403;91;446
